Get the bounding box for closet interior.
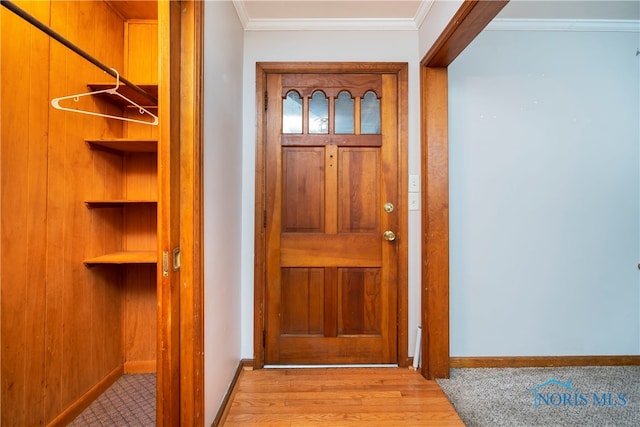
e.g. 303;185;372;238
1;0;162;424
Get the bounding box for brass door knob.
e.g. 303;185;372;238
383;230;396;241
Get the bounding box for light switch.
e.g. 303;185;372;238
409;193;420;211
409;174;420;192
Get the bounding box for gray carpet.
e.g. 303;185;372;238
69;374;156;426
437;367;640;427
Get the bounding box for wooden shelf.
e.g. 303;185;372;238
85;200;157;208
84;251;157;266
86;138;157;153
87;83;158;108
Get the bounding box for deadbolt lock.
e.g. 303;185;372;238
384;202;394;213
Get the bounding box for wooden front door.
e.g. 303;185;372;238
264;70;401;364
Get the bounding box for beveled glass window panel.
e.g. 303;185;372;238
309;91;329;134
361;91;381;134
335;91;355;134
283;91;303;134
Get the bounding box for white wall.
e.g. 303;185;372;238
240;29;422;359
448;25;640;356
203;1;244;424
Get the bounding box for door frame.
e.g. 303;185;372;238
419;0;509;379
158;0;204;425
254;62;409;368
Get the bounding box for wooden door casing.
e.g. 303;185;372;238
419;0;509;380
263;69;405;365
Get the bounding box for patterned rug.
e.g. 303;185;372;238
437;367;640;427
69;374;155;426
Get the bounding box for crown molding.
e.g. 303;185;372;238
488;19;640;32
242;17;418;32
230;0;422;31
232;0;249;29
414;0;436;28
230;3;638;33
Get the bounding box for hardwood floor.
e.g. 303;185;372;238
221;367;465;426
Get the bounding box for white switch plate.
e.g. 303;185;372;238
408;193;420;211
409;174;420;192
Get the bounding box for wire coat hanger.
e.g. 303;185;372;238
51;69;158;126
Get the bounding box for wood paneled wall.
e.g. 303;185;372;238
125;20;158;83
122;21;158;373
0;1;144;424
1;2;51;424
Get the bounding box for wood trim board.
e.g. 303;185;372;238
157;1;182;425
421;0;509;67
211;359;254;427
420;66;449;380
124;360;157;374
177;1;205;425
419;0;510;380
450;356;640;369
46;367;123;427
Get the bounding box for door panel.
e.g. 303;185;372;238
280;234;381;267
337;268;382;335
265;72;399;365
339;148;380;233
282;147;324;232
281;268;324;335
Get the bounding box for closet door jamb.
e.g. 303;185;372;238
157;0;182;425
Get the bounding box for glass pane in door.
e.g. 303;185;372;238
309;91;329;134
361;91;380;134
335;90;354;134
283;90;303;134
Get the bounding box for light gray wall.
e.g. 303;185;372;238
448;25;640;356
203;1;244;424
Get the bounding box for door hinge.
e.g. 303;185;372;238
263;210;267;228
264;90;268;111
263;330;266;348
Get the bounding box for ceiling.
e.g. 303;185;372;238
232;0;426;30
236;0;423;20
233;0;640;30
103;1;640;29
105;0;157;20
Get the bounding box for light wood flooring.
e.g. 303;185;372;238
221;367;465;426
